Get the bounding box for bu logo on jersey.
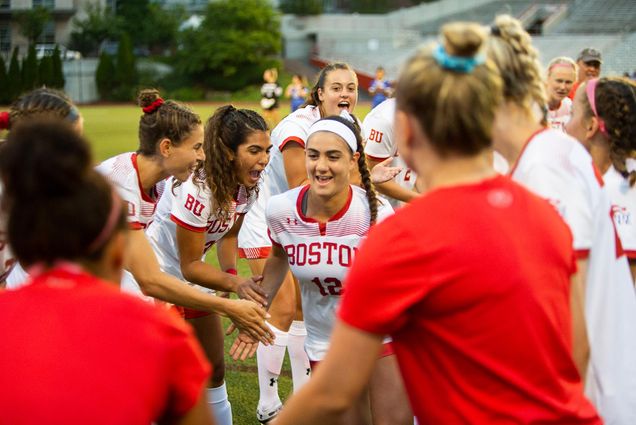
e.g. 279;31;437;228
184;194;205;217
368;129;384;143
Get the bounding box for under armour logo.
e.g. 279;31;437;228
269;378;277;387
306;368;311;376
286;217;298;225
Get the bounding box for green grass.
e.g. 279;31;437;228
0;100;373;425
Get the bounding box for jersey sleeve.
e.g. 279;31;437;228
338;216;429;336
117;186;144;230
521;162;593;254
363;113;395;161
375;198;395;224
277;120;307;151
170;179;212;233
162;313;211;417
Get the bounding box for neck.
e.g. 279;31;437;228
136;154;168;195
547;97;561;110
493;102;543;165
306;186;350;222
418;151;496;192
589;135;612;174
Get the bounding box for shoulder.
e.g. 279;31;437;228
267;186;303;217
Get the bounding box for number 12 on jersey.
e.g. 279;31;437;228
311;277;343;296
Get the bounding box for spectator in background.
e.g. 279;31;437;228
545;57;577;131
368;66;391;109
261;68;283;128
568;48;602;99
285;74;308;113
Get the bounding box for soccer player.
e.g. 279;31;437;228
545;56;577;131
566;77;636;282
272;21;600;425
145;105;272;425
0;120;215;425
488;15;636;423
96;89;273;344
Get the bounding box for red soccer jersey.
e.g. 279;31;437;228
339;175;600;424
0;265;210;425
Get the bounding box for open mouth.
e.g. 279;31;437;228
315;175;333;185
337;101;350;111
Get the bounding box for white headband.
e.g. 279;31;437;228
307;119;357;152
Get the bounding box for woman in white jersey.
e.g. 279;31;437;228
1;88;85;286
488;15;636;423
545;56;577;131
566;77;636;281
144;105;272;425
96;89;273;345
239;63;359;422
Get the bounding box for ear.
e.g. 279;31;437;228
317;88;325;103
158;138;172;158
394;110;414;158
588;116;603;139
350;151;360;171
102;231;127;285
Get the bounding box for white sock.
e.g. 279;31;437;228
207;383;232;425
257;323;287;412
287;320;311;392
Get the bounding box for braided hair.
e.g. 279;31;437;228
7;88;79;129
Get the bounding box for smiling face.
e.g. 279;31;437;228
547;65;576;104
233;130;272;188
164;123;205;182
306;131;358;199
317;69;358;117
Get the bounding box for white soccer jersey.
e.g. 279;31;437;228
239;105;322;256
605;166;636;260
511;128;636;424
96;152;165;298
363;98;416;208
146;175;255;293
0;184;15;284
96;152;165;230
267;185;393;361
547;97;572;132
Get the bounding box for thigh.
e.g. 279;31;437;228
188;313;225;386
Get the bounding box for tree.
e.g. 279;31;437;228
38;54;54;87
0;55;9;104
21;44;38;92
15;7;51;46
279;0;323;15
8;47;21;101
177;0;281;91
95;51;116;101
116;0;150;47
145;3;185;54
51;45;65;88
69;3;122;57
113;33;138;101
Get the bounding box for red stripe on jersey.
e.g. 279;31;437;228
365;153;390;162
295;185;353;227
131;153;158;203
624;250;636;259
238;247;272;259
279;136;305;151
128;222;144;230
267;228;282;248
592;163;605;187
508;127;549;177
574;249;590;260
170;214;206;233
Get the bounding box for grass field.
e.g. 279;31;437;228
0;100;372;424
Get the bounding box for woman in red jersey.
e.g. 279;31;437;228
0;120;215;425
272;22;600;425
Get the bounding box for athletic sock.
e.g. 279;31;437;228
207;383;232;425
287;320;311;392
257;322;287;413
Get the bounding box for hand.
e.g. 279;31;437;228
235;275;268;307
226;299;274;345
229;331;259;361
370;157;402;184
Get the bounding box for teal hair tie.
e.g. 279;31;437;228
433;44;485;73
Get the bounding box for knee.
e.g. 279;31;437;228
210;357;226;386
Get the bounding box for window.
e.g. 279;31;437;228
0;24;10;53
32;0;55;8
36;20;55;44
0;0;10;10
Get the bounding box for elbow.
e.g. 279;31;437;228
180;263;197;284
134;271;163;298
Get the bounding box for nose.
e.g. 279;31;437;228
315;155;329;172
197;147;205;162
260;151;270;166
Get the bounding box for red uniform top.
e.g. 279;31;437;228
0;265;210;425
339;175;600;424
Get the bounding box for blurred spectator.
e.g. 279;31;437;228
368;66;392;109
285;74;308;113
568;48;602;99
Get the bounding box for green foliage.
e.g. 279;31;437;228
167;87;206;102
95;51;116;101
69;3;122;57
8;48;21;101
145;3;185;54
14;7;51;45
116;0;150;48
0;55;9;104
176;0;281;91
51;45;65;89
21;45;38;92
37;55;54;87
279;0;323;15
113;33;138;101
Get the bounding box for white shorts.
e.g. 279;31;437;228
238;182;271;259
